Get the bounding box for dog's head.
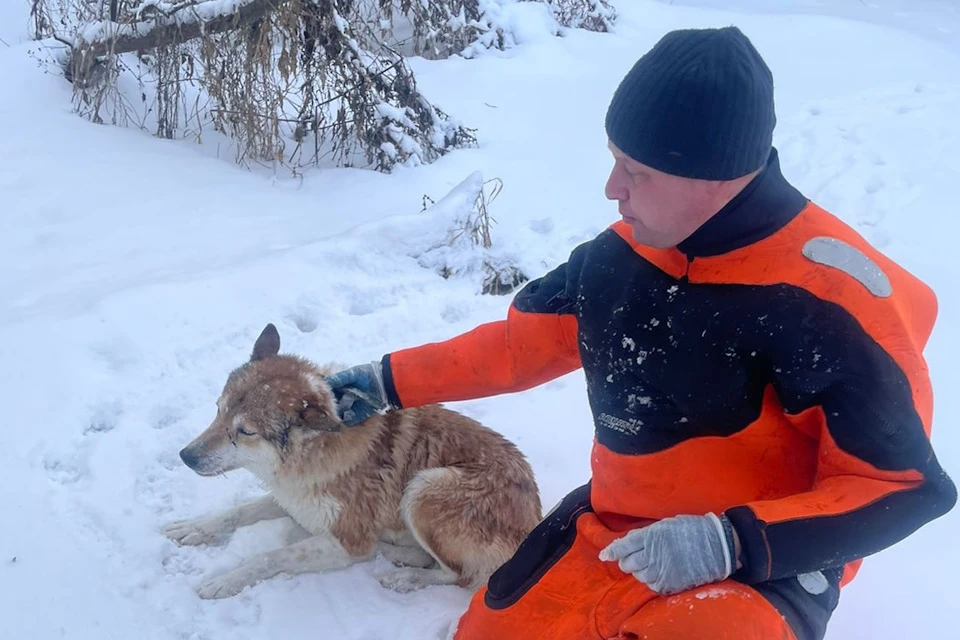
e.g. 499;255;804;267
178;323;343;478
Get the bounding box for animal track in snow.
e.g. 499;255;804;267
83;400;123;435
43;452;85;485
89;337;142;373
158;449;186;472
136;470;174;517
288;306;320;333
529;217;554;234
149;401;185;431
285;295;339;333
864;175;885;194
161;548;205;578
348;296;379;317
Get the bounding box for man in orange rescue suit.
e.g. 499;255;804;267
324;26;956;640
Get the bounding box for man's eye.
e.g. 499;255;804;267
237;428;256;437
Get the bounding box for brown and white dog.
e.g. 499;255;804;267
163;323;542;599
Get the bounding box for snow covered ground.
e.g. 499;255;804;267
1;0;958;638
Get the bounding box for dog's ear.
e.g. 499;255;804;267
298;401;343;433
251;323;281;362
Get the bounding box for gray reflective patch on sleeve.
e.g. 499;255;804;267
801;237;893;298
797;570;830;595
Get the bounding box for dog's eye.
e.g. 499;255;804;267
237;428;256;437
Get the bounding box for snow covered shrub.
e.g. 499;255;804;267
32;0;615;173
393;172;527;295
539;0;617;33
32;0;477;173
375;0;617;60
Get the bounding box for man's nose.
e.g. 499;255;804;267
605;169;626;201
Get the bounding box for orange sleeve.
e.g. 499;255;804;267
726;413;954;584
725;276;957;584
382;258;584;408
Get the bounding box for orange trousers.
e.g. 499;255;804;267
453;509;797;640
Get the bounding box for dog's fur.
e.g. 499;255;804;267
163;323;542;599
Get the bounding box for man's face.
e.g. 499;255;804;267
604;142;728;249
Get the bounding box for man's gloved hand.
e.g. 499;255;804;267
323;362;391;426
599;512;737;596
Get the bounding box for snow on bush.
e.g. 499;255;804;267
364;171;528;295
30;0;615;173
376;0;618;60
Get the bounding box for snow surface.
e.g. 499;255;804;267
1;0;958;638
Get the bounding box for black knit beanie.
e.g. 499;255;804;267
605;26;775;181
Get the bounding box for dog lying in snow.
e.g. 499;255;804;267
163;323;543;599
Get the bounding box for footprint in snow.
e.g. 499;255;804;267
136;475;176;518
83;400;123;435
149;401;185;431
286;305;320;333
158;449;187;472
838;127;861;144
864;175;885;195
89;337;142;373
529;217;554;234
285;295;346;334
43;452;86;485
349;296;380;316
162;549;205;578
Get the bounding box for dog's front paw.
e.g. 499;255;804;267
379;570;425;594
162;517;226;546
378;566;459;593
196;573;250;599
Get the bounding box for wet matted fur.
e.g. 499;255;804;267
163;323;543;599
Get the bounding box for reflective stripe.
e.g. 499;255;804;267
797;570;830;595
801;237;892;298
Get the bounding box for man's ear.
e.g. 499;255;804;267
251;323;281;362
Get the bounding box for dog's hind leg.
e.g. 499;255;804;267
196;533;370;599
396;466;539;593
163;494;288;546
391;468;475;592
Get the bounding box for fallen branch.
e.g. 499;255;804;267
68;0;288;84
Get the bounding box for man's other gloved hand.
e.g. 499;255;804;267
324;362;390;426
599;512;737;595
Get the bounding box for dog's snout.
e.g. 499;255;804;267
179;446;200;469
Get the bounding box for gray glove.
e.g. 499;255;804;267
599;513;736;595
323;362;390;426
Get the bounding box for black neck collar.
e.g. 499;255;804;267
677;148;808;258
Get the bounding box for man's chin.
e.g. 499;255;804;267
623;221;673;249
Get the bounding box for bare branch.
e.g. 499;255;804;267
75;0;286;60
